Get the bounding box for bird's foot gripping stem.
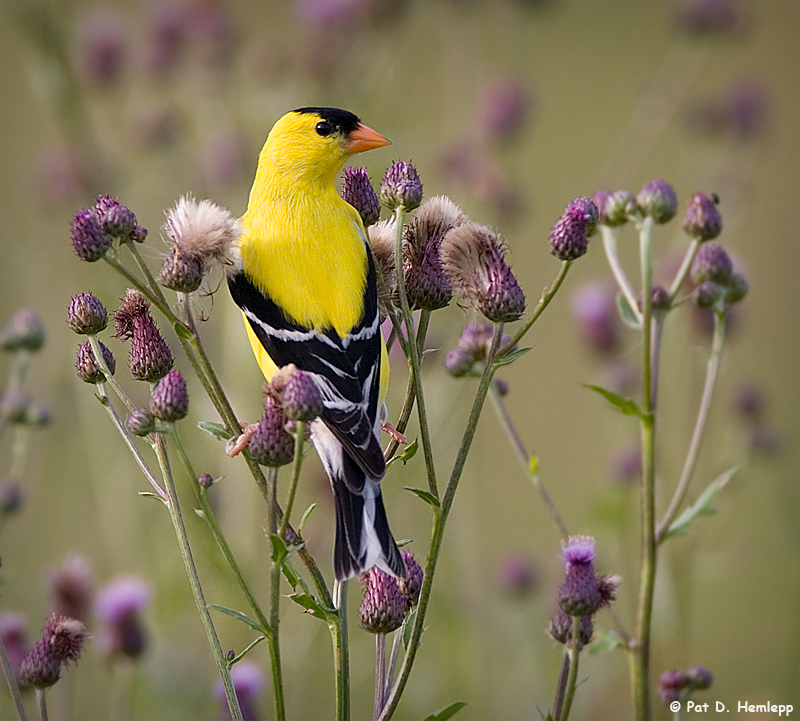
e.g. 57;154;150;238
381;421;406;444
225;422;259;457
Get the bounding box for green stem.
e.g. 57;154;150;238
393;206;438;499
667;238;701;304
552;649;570;721
379;324;504;720
656;312;726;543
152;434;242;720
0;633;28;721
634;217;656;721
332;581;350;721
601;226;643;324
35;689;47;721
88;334;136;414
498;261;572;358
127;243;170;308
488;382;570;541
373;633;386;721
559;617;582;721
279;421;307;540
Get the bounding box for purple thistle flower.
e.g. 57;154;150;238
342;167;381;227
691;244;733;285
479;78;531;142
0;308;46;352
548;198;598;261
359;566;406;634
95;577;150;658
497;553;538;597
637;179;678;224
403;196;468;311
570;282;621;355
380;161;423;211
72;209;112;262
456;322;495;358
282;371;323;422
18;637;61;689
67;293;108;335
115;291;173;382
0;613;30;676
441;222;526;322
248;396;294;467
48;556;94;624
687;666;714;690
44;615;89;666
216;660;264;721
443;347;474;378
398;551;423;609
149;370;189;422
75;340;115;384
658;669;689;704
683;192;723;241
594;190;637;227
557;536;601;617
74;9;127;86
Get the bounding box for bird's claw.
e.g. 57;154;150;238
381;422;406;444
225;422;259;457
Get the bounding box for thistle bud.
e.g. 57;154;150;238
112;291;174;382
48;556;93;623
18;638;61;689
72;209;112;262
380;161;423;211
443;347;474;378
725;271;748;304
0;389;30;424
24;401;51;428
683;192;722;241
398;551;423;609
0;308;46;352
94;195;143;243
75;340;115;384
658;669;689;704
497;553;537;597
549;611;593;650
686;666;713;690
594;190;637;226
95;577;150;658
691;243;733;285
126;408;156;436
367;219;398;316
282;371;323;422
638;284;670;311
342;167;381;227
68;293;108;335
159;249;204;293
557;536;601;616
248;396;294;467
441;223;526;322
359;567;406;634
149;370;188;422
456;322;494;359
548;198;598;261
694;281;724;309
637;179;678;224
403;196;467;311
0;480;23;517
571;283;621;355
197;473;214;489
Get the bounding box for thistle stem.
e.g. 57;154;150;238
373;633;387;720
552;649;570;721
499;261;572;358
87;334;135;414
667;238;701;303
559;617;582;721
279;421;307;540
0;633;27;721
35;689;47;721
379;324;504;720
393;206;438;499
332;581;350;721
151;434;242;721
634;216;656;721
656;312;726;543
601;226;643;325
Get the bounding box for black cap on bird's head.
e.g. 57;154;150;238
292;106;391;153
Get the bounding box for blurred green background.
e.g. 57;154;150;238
1;1;797;719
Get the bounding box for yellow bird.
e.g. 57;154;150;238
228;107;405;581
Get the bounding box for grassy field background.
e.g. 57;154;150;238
1;1;798;719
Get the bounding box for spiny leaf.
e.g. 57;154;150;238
209;605;265;634
588;629;625;655
664;467;738;540
422;701;468;721
173;321;195;340
298;503;316;533
616;292;642;329
288;592;332;622
387;438;419;469
138;491;167;505
493;346;531;368
404;486;440;508
269;534;290;565
197;420;233;440
585;384;647;419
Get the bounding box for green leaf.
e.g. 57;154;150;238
269;534;291;565
288;592;331;622
588;629;625;655
387;438;419;469
422;701;468;721
138;491;167;505
404;486;441;509
209;605;265;634
616;292;642;329
298;503;316;533
173;321;195;340
664;467;738;540
585;384;646;419
493;346;531;368
402;609;416;650
197;421;233;440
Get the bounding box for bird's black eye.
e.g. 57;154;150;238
315;121;333;137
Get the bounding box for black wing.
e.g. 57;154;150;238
228;252;385;482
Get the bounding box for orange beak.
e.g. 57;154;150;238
346;123;392;153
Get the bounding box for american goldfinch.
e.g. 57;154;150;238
228;107;405;581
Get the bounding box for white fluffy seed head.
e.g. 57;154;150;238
164;195;240;270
